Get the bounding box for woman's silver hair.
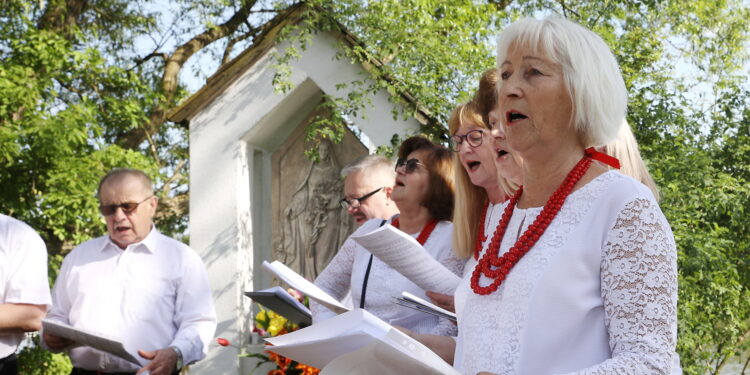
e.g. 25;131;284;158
496;17;627;146
340;155;396;179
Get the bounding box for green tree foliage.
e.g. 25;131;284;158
1;1;748;374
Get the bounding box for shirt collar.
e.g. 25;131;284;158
101;225;159;253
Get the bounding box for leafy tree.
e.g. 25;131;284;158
1;1;748;374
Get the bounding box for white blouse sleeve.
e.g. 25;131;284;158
562;198;678;374
311;237;358;323
429;239;465;336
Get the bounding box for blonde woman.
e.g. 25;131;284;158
426;68;523;312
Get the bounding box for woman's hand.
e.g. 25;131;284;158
395;326;456;365
426;291;456;313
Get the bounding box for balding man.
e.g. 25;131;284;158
43;169;216;375
339;155;400;225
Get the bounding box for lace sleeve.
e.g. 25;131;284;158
561;198;678;375
311;237;357;323
427;242;465;336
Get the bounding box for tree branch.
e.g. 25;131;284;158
555;0;581;18
160;159;187;197
222;27;261;64
38;0;89;37
116;0;262;149
135;51;169;67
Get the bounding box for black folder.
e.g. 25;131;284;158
244;286;313;326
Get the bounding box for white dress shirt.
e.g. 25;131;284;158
46;227;216;372
312;218;465;336
0;214;52;358
454;171;679;374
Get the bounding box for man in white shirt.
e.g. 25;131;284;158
43;168;216;375
339;155;400;226
0;215;51;375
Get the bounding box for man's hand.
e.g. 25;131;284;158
42;332;74;351
137;348;177;375
425;291;456;313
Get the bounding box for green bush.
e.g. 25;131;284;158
16;334;72;375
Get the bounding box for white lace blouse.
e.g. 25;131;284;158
454;171;678;375
312;218;464;335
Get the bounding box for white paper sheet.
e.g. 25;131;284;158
42;319;142;365
265;309;458;374
321;330;461;375
350;224;460;294
262;260;349;314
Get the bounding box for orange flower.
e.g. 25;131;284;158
266;351;292;369
295;362;321;375
267;370;285;375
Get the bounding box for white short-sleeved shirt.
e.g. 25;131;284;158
312;218;465;336
45;228;216;372
0;214;52;358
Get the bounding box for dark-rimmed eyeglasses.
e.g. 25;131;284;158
100;195;153;216
340;187;384;209
395;158;425;174
449;129;484;151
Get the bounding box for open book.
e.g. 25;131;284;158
350;224;460;294
265;308;460;375
42;319;141;365
392;291;457;322
244;286;312;326
262;260;349;314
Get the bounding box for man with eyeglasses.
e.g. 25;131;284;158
0;215;51;375
43;168;216;375
340;155;400;226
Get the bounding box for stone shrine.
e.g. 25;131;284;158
168;5;432;374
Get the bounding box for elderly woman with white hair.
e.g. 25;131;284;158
407;17;679;375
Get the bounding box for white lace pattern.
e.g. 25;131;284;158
312;219;464;336
454;171;678;375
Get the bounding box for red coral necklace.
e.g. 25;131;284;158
391;217;439;245
471;153;593;295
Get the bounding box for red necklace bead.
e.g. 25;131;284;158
471;155;593;295
391;218;439;246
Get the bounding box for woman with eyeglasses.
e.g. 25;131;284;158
311;136;464;336
425;68;524;313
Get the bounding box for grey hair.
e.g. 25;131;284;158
97;168;154;198
496;17;627;147
341;155;396;179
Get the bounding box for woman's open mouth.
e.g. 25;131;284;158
505;110;528;125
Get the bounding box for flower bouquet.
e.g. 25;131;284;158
220;288;320;375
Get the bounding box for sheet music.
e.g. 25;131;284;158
350;224;460;294
321;334;460;375
42;319;142;365
401;291;456;320
265;309;459;374
262;260;349;314
392;291;457;322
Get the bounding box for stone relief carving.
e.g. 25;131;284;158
273;130;365;280
281;141;349;279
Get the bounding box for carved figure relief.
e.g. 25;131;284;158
272;128;365;280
